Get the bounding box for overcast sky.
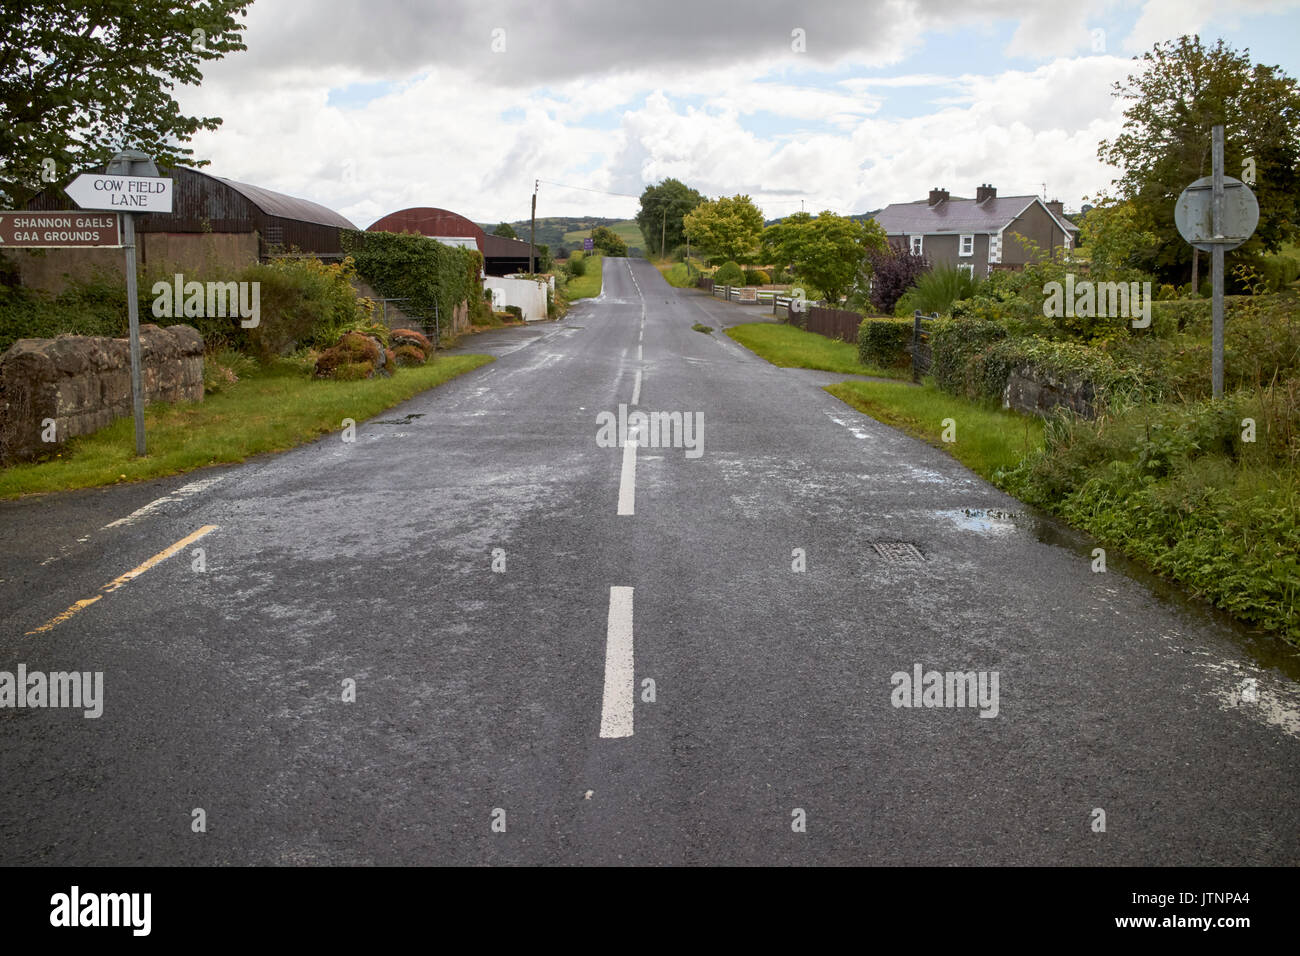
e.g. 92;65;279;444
174;0;1300;229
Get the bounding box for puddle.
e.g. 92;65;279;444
372;413;425;425
936;508;1021;535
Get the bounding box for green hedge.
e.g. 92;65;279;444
715;261;745;286
931;317;1146;406
857;317;913;369
342;229;485;330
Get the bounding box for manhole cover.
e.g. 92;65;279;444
873;542;925;564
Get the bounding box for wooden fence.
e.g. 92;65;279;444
804;306;862;343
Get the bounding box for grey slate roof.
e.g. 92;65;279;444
872;196;1078;236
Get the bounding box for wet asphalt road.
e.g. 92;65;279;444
1;257;1298;865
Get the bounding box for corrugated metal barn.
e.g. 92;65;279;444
367;206;537;276
25;165;356;257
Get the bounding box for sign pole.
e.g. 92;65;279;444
121;210;146;455
1211;125;1225;399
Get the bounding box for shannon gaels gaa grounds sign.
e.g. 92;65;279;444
0;211;122;247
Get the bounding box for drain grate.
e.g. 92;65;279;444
873;542;925;564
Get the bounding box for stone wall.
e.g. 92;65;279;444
0;324;204;462
1003;365;1097;418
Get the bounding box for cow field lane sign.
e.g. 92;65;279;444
65;173;173;213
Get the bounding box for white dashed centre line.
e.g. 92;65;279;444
599;586;635;738
631;369;642;405
617;426;638;516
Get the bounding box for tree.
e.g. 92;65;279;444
1098;35;1300;282
763;211;887;304
1077;197;1158;279
682;195;764;264
591;226;628;257
492;222;518;239
865;242;930;315
0;1;251;207
636;178;706;257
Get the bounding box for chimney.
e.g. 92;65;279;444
976;183;996;203
928;187;949;206
1046;199;1064;218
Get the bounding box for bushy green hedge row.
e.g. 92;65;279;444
342;229;487;329
0;277;126;353
1000;390;1300;641
930;317;1147;406
857;317;914;368
1;257;372;361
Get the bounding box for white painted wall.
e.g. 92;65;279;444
484;276;549;321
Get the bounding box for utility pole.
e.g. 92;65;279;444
1211;125;1225;398
530;179;537;274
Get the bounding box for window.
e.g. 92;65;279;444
909;235;924;255
959;234;974;257
958;263;974;278
988;232;1002;264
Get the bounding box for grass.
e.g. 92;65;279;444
726;322;909;379
825;380;1044;480
692;322;712;334
563;254;604;300
563;220;641;250
655;261;696;288
0;353;493;499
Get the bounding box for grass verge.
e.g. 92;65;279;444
0;353;493;499
727;322;909;379
654;260;698;288
825;380;1044;479
563;254;604;300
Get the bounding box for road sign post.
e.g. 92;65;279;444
66;150;173;456
1174;125;1259;399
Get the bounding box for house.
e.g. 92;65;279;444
871;185;1080;276
366;207;538;276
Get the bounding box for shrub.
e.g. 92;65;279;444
0;278;127;354
331;361;374;381
929;317;1008;395
342;230;482;338
714;261;745;286
314;330;381;378
504;305;523;321
202;347;257;394
858;318;914;369
392;344;427;366
866;242;930;314
746;269;770;285
390;328;431;351
894;265;981;317
566;253;587;277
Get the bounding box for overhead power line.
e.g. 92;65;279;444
536;179;642;199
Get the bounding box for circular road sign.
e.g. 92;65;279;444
1175;175;1259;252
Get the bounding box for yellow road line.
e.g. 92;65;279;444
26;525;219;636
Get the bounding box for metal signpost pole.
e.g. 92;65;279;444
121;211;146;454
1211;125;1225;399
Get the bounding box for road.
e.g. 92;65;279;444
2;257;1298;865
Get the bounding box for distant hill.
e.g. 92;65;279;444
764;209;883;227
476;217;644;255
